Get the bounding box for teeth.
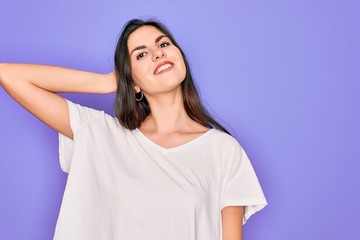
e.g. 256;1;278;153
156;63;172;74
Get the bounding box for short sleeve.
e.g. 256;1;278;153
58;99;105;173
220;136;267;224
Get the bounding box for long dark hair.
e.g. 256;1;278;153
114;19;229;134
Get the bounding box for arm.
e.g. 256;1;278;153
0;63;117;139
221;206;244;240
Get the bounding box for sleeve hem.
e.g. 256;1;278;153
59;133;69;173
221;198;267;225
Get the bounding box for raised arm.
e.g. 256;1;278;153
0;63;117;139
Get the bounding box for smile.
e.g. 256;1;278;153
154;62;174;75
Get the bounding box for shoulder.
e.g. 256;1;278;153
209;129;241;147
207;129;245;159
65;99;121;131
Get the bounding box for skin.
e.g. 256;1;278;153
222;206;244;240
128;26;245;239
0;25;244;239
127;26;210;148
0;64;116;139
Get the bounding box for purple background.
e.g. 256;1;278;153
1;0;359;239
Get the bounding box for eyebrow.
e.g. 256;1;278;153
129;35;168;56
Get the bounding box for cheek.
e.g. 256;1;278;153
131;63;154;89
131;64;146;82
174;50;186;78
178;58;187;79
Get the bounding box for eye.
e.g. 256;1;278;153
160;42;170;48
136;52;147;60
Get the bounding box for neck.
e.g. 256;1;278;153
141;87;191;133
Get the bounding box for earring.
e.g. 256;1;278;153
135;91;144;101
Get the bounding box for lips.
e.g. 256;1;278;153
154;61;174;75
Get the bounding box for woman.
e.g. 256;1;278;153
0;19;267;240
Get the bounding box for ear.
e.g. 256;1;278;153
133;85;141;93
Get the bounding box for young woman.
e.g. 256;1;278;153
0;19;267;240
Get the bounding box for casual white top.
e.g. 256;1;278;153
54;100;267;240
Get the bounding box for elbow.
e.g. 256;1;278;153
0;63;4;85
0;63;10;86
0;63;20;87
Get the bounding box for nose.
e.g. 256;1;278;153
151;48;166;61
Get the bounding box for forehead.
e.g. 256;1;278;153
128;26;166;49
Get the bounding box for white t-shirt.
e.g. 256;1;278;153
54;100;267;240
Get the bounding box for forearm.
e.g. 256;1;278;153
0;63;116;94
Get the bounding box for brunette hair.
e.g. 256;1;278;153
114;19;229;134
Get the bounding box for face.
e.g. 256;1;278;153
127;26;186;96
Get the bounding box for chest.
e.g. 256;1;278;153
72;125;222;211
77;140;220;209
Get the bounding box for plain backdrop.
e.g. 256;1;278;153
0;0;359;239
